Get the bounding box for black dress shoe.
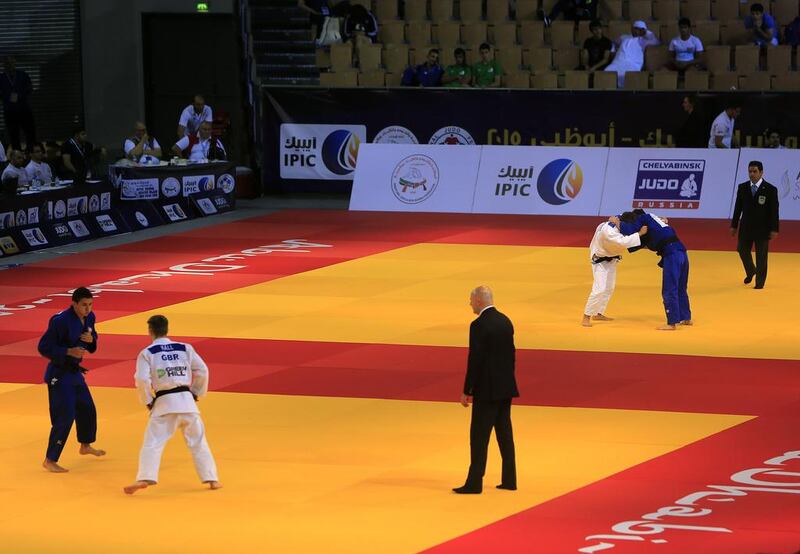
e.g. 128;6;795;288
453;485;482;494
744;274;754;284
496;484;517;491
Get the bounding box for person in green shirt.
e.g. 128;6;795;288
442;48;473;88
472;43;503;88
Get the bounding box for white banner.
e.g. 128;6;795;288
349;143;482;212
121;179;159;200
599;148;740;218
182;174;216;197
736;148;800;220
280;123;367;180
473;146;609;215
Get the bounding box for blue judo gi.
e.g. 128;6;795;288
620;212;692;325
38;307;98;461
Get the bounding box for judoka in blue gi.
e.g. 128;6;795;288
38;287;106;472
619;210;693;330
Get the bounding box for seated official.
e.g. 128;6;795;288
171;121;226;162
61;126;95;181
2;148;30;190
25;143;53;185
124;122;162;162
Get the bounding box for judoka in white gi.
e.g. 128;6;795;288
124;315;221;494
582;214;648;327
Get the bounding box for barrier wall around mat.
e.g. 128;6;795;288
351;145;800;220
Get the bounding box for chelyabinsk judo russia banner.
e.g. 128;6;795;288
472;146;609;215
736;148;800;221
280;124;367;180
349;143;481;213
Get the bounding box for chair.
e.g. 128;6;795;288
319;71;358;87
653;0;680;21
519;21;545;46
531;71;558;88
553;46;580;69
383;44;410;73
623;71;650;89
330;42;353;71
600;0;624;20
356;43;383;71
608;21;631;42
720;19;751;45
504;71;531;87
438;47;457;66
772;73;800;90
496;46;523;71
515;0;539;21
434;22;462;46
459;0;483;22
681;0;711;20
462;22;488;44
694;20;720;46
406;21;432;45
628;0;654;21
490;22;518;46
385;71;404;86
375;1;399;21
710;70;739;89
684;70;710;89
711;0;739;20
487;0;510;22
358;70;386;87
766;45;792;73
562;70;590;88
645;45;671;70
524;47;553;71
592;70;618;88
431;0;454;22
652;70;679;89
660;22;679;43
405;0;428;21
379;21;406;44
705;45;732;72
773;0;800;26
740;72;771;89
734;44;760;73
549;21;576;48
315;48;331;68
576;20;593;44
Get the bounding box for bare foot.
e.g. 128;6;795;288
581;315;592;327
206;481;223;490
592;314;614;321
657;324;678;331
42;458;69;473
680;320;693;326
79;444;106;457
123;480;153;495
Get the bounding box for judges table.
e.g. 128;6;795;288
0;162;236;257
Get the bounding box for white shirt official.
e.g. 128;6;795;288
124;137;162;159
2;163;29;188
174;135;226;162
134;337;209;418
178;104;213;136
708;110;734;148
25;160;53;185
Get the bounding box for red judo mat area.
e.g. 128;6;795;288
2;210;800;553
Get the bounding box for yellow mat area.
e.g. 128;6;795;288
0;384;749;553
100;243;800;360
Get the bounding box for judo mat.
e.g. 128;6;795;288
1;210;799;554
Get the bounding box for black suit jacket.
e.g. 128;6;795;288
731;180;780;240
463;307;519;401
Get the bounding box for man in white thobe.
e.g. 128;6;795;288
582;214;648;327
605;20;660;87
124;314;221;494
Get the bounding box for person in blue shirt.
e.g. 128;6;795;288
744;3;779;46
38;287;106;472
401;49;444;87
619;210;692;330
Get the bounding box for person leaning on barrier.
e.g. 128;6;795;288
171;121;226;162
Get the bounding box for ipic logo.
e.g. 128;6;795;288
537;159;583;205
322;130;360;175
633;159;704;209
495;165;535;197
283;136;317;168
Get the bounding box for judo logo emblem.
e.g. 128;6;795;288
633;159;705;210
321;130;360;175
537;159;583;205
390;155;439;204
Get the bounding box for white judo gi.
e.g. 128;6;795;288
133;337;218;483
583;221;642;317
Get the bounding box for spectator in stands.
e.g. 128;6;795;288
764;128;785;149
298;0;331;40
785;16;800;46
172;121;226;162
668;18;705;73
124;122;162;162
708;100;741;149
744;3;779;47
604;21;659;87
472;43;503;88
442;48;473;87
2;149;30;189
580;19;612;71
540;0;597;26
62;126;94;180
0;56;36;152
25;143;53;186
401;49;444;87
342;4;378;43
177;95;213;139
675;95;708;148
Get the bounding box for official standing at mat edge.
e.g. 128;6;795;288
454;285;518;494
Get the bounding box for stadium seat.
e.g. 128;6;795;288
645;45;671;71
459;0;483;22
407;21;432;45
772;0;800;26
720;19;752;45
766;45;792;73
628;0;654;21
772;72;800;90
653;0;680;21
711;0;739;21
319;71;358;87
531;71;558;88
660;22;679;43
375;1;399;21
409;45;436;65
461;22;488;44
740;71;772;89
356;43;382;71
576;20;592;44
385;71;403;87
382;44;410;73
592;70;618;89
330;43;353;71
405;0;428;21
695;20;720;46
497;46;523;71
434;22;462;46
681;0;711;20
608;21;631;42
379;21;406;44
601;0;624;21
438;47;457;66
623;71;650;89
684;70;710;89
487;0;510;22
315;48;331;69
431;0;454;22
519;21;545;46
524;47;553;71
490;22;518;47
563;70;590;89
553;47;580;69
504;71;532;87
705;44;732;72
358;70;386;87
734;44;761;72
515;0;539;21
652;70;679;89
710;70;739;89
549;21;576;48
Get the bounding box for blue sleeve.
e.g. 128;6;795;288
765;14;776;30
401;66;417;86
38;315;67;366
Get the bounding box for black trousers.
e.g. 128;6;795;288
4;107;36;151
46;376;97;461
465;398;516;488
737;235;770;287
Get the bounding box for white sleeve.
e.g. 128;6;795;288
174;136;190;150
134;350;155;406
123;139;135;155
205;107;213;122
695;36;704;52
602;224;642;253
152;137;161;149
644;30;660;47
178;106;190;126
187;344;209;398
43;163;53;183
0;142;6;162
217;139;226;156
25;162;36;181
668;38;677;52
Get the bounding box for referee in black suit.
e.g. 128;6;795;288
730;160;780;289
454;286;519;494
